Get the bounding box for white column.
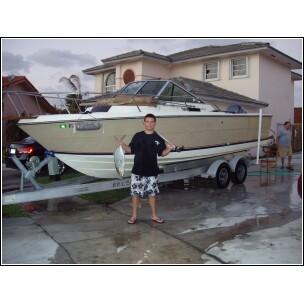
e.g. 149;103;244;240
256;108;263;164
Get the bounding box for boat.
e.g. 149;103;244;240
17;79;273;178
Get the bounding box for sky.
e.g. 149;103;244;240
2;38;302;107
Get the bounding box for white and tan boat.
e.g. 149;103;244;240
18;80;272;178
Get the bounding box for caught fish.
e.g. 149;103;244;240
114;145;125;178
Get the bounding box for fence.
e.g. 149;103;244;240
292;123;302;152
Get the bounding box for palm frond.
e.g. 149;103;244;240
59;76;77;92
70;75;81;93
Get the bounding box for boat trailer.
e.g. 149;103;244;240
3;154;250;206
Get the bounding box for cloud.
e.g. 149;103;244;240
29;49;98;68
2;51;32;74
123;38;251;56
119;38;303;62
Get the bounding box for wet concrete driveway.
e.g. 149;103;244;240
2;155;302;264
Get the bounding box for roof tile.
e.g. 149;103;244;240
171;77;268;106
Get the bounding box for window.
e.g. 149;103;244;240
123;69;135;84
160;83;196;103
120;81;145;94
137;81;166;95
105;72;116;92
203;61;219;81
231;57;248;78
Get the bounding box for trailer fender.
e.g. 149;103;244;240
229;156;249;172
206;159;229;178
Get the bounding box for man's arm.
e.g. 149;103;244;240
115;137;132;153
161;142;175;157
119;141;131;154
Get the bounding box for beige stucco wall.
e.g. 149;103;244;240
169;54;260;100
212;54;260;100
141;59;170;80
95;62;143;93
169;61;203;80
116;61;143;88
96;60;170;92
259;54;294;131
94;74;103;92
95;54;261;98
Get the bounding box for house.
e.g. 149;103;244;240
83;42;302;131
81;76;269;112
2;75;57;146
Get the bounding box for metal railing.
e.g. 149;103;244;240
2;90;103;115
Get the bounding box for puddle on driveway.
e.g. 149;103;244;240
153;172;302;254
113;231;141;248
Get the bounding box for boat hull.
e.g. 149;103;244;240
18;109;272;179
18;113;272;153
55;138;272;178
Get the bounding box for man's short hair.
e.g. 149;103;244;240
284;121;291;126
144;113;156;122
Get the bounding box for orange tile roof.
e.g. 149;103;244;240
2;75;57;114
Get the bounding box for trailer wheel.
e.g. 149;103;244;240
231;160;247;184
57;159;66;175
215;163;231;188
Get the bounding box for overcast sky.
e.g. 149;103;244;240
2;38;302;106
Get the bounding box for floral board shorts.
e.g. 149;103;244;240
131;174;159;198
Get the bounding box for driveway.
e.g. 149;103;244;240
2;154;302;264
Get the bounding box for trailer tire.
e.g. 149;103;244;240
215;163;231;188
231;160;247;184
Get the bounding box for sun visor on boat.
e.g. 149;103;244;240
96;94;156;106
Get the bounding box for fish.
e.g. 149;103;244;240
114;145;125;178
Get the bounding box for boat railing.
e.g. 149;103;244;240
2;90;216;117
2;90;103;115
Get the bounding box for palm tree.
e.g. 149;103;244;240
59;75;82;113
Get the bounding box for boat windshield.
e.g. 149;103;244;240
159;82;197;103
137;81;167;95
119;80;201;103
120;82;145;94
120;80;167;96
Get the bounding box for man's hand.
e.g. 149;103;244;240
162;142;176;156
117;139;124;147
166;143;176;151
114;135;131;153
114;135;126;147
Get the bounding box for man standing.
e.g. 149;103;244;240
277;121;293;170
118;113;174;224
